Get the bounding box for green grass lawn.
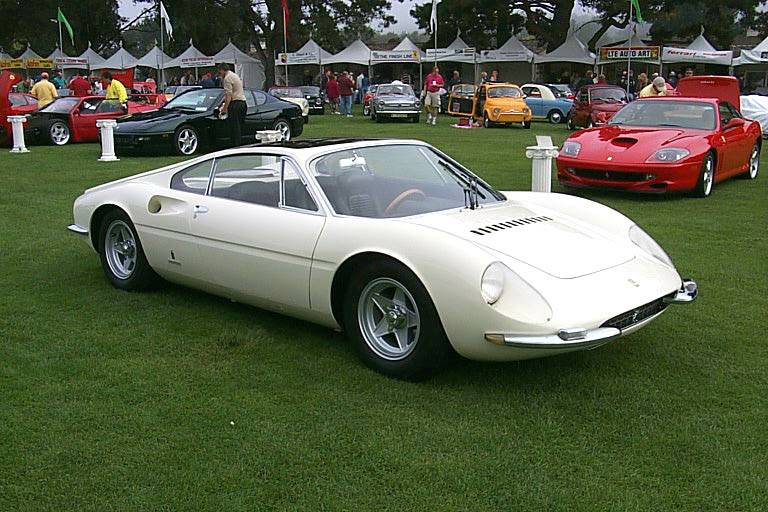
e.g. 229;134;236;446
1;108;767;511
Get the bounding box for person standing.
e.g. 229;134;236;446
30;72;58;108
355;71;365;103
639;76;667;97
423;65;444;125
338;71;355;117
635;72;648;95
102;71;128;109
51;70;66;90
479;71;488;83
68;71;90;97
448;70;461;90
326;73;340;114
667;71;678;88
216;63;246;146
489;70;500;83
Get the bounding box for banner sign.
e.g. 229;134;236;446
179;56;215;68
54;56;88;67
0;59;24;69
370;50;420;63
599;46;660;60
277;52;320;65
661;47;732;65
24;58;55;68
426;47;476;59
480;49;531;62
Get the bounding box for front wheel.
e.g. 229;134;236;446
173;125;200;155
98;209;159;291
48;120;71;145
483;113;491;128
694;152;715;198
363;105;370;116
342;260;452;381
566;116;576;130
272;118;292;141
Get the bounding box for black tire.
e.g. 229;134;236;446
741;141;760;179
173;125;200;156
363;106;370;116
523;120;532;129
97;209;159;291
374;111;383;123
566;116;576;130
585;118;593;129
272;118;292;141
693;152;716;198
483;112;491;128
342;260;452;381
47;119;71;145
547;110;563;124
411;115;420;123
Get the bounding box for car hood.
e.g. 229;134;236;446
565;125;706;162
280;97;308;107
404;201;634;279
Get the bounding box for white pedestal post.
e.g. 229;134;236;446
256;130;284;143
7;115;29;153
525;135;559;193
96;119;119;162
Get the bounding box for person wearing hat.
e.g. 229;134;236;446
30;72;58;108
639;76;667;97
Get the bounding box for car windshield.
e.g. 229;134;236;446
39;97;80;113
452;84;475;95
163;89;221;110
300;86;320;96
9;94;27;107
608;100;716;130
376;84;414;96
487;86;522;98
271;88;303;98
311;144;504;218
590;88;627;102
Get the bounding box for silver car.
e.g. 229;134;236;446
370;83;421;123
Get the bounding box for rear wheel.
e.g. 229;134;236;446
566;116;576;130
342;260;452;381
694;152;715;198
98;209;159;291
585;118;593;129
548;110;563;124
272;118;292;141
363;105;370;116
743;142;760;179
173;125;199;156
48;120;71;145
523;120;532;129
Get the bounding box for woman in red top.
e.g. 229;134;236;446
325;74;340;114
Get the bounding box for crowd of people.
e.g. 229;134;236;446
14;69;132;109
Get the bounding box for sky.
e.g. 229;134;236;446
118;0;420;32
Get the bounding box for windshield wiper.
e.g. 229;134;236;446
437;159;486;209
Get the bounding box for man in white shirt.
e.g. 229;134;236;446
355;72;365;103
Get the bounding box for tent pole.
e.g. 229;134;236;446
626;0;632;96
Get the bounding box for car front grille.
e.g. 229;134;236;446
572;169;648;182
601;297;668;331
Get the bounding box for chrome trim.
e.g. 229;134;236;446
664;278;698;304
67;224;88;235
377;110;420;115
485;327;621;350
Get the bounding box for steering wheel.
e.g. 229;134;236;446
384;188;426;216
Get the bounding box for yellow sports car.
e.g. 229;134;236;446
448;82;532;128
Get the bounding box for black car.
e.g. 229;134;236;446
113;88;304;156
300;85;325;114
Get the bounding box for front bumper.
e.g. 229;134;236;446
557;157;702;193
489;111;532;123
67;224;88;235
376;109;420;116
114;132;174;153
484;279;697;351
308;105;324;114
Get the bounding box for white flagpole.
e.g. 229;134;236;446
58;15;63;54
160;5;165;88
433;1;438;66
283;6;289;85
626;0;632;96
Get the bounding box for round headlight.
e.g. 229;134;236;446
481;262;506;304
561;141;581;157
493;108;501;115
629;224;674;267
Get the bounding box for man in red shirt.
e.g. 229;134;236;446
423;66;444;125
337;71;355;117
68;71;91;97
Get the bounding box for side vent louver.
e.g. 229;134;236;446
470;216;553;236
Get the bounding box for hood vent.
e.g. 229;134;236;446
470;216;553;236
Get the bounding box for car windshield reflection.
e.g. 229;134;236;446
608;100;716;130
163;89;221;110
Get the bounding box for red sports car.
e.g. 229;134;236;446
566;85;629;129
557;76;761;198
24;93;165;146
0;70;38;145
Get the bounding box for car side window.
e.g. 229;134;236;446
253;91;267;106
719;103;733;126
726;103;742;119
80;99;101;113
209;154;317;212
579;90;589;103
170;159;214;195
245;91;256;108
96;100;125;114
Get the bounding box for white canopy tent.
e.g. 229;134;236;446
78;43;106;69
662;31;732;67
322;39;372;67
136;45;172;85
369;36;425;84
535;34;596;66
213;40;264;89
274;39;333;86
733;35;768;91
165;41;215;81
0;50;10;60
392;36;426;59
19;45;44;61
92;44;138;70
734;34;768;65
479;34;535;83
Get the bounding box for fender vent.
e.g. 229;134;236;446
470;216;553;236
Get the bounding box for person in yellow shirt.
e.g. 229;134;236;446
102;71;128;108
30;72;58;108
639;76;667;98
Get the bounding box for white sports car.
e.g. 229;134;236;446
68;139;697;380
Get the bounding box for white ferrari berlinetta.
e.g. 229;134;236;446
68;138;697;380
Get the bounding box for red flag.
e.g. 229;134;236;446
281;0;289;39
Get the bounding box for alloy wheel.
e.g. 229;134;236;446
50;122;70;145
358;278;421;361
177;128;198;155
104;220;137;280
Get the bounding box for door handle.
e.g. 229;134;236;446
193;205;209;219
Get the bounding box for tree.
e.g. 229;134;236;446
0;0;122;56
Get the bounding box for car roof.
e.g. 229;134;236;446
484;82;520;87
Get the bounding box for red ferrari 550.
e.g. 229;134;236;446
24;93;165;146
557;76;761;197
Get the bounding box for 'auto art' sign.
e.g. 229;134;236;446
179;56;215;68
599;46;660;60
370;50;420;63
277;52;320;65
23;58;55;68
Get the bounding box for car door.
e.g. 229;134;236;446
726;102;754;172
241;90;262;139
575;88;590;126
717;102;748;176
474;85;486;119
70;98;103;141
188;153;326;311
522;86;543;117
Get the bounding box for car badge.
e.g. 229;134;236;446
607;156;613;161
631;310;640;323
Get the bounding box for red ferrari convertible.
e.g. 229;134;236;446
0;70;38;146
24;93;165;146
557;76;761;197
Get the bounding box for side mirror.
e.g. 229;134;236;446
724;117;745;130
